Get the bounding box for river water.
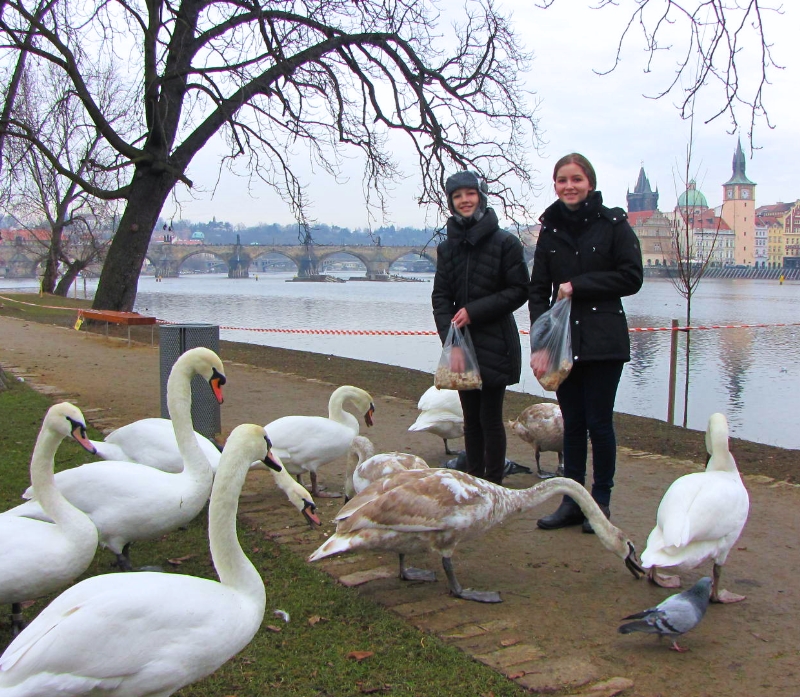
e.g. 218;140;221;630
3;272;799;449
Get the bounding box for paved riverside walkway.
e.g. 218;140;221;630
1;315;798;696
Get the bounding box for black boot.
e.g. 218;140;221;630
537;496;585;530
582;504;610;534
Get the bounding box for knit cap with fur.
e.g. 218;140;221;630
445;170;489;223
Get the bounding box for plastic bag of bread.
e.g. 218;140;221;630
530;298;573;391
434;323;482;390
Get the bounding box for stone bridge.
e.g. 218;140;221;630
146;242;439;279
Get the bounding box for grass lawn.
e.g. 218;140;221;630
0;376;528;696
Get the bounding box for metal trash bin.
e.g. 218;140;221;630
159;323;221;440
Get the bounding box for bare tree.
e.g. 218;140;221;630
538;0;782;150
1;63;124;294
666;118;723;427
0;0;540;311
0;0;54;174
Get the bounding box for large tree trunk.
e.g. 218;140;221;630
40;246;60;295
92;167;177;311
54;261;86;297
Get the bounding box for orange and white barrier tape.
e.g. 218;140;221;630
0;294;78;311
159;320;800;335
3;298;798;335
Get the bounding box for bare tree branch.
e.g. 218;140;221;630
538;0;782;151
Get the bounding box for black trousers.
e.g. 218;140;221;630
556;360;624;507
458;385;507;485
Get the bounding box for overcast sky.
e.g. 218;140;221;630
168;1;799;229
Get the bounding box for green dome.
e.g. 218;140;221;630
190;230;205;240
677;181;707;209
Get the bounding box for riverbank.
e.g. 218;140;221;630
0;291;796;481
1;311;800;696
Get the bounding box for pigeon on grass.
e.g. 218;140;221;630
618;576;712;652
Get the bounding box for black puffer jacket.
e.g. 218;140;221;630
528;192;643;363
432;208;530;387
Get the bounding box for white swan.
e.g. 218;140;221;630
408;386;463;455
309;470;643;602
0;424;278;696
344;435;429;502
641;412;750;603
0;403;98;636
508;403;564;479
266;385;375;498
88;418;222;474
2;347;225;571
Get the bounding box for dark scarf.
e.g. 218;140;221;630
543;191;604;233
446;207;499;246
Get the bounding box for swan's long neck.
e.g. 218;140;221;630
167;360;212;478
499;478;627;553
344;438;375;499
328;387;359;430
208;445;266;607
30;424;93;535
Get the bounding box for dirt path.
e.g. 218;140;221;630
1;315;798;697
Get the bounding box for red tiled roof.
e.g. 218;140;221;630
0;228;50;242
627;211;655;225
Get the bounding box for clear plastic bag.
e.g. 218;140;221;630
434;323;483;390
530;297;573;391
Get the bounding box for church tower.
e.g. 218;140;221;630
720;138;756;266
627;167;659;212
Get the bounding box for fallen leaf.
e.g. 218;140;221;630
347;650;375;662
167;554;195;566
265;625;282;633
751;632;769;642
500;638;520;647
308;615;326;626
508;671;527;679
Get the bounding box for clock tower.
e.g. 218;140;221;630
721;138;756;265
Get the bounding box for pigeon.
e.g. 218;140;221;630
618;576;713;652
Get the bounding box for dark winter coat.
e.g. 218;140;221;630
432;208;530;387
528;192;643;363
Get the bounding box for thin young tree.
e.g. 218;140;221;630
666;117;723;427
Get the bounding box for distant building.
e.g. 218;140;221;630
624;167;676;267
762;217;785;268
780;201;800;268
674;180;709;221
627;167;659;212
628;210;675;267
756;201;800;268
754;217;768;268
720;138;757;266
690;208;734;267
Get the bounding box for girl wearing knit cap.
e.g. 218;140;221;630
431;171;530;485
